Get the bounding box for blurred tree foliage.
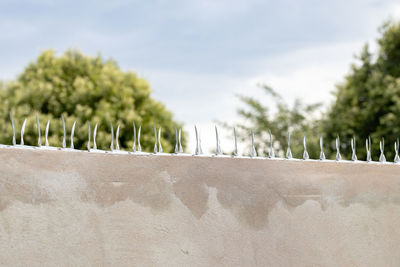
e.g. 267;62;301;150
228;20;400;161
222;84;322;158
0;49;184;151
322;20;400;161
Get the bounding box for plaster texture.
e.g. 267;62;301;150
0;147;399;266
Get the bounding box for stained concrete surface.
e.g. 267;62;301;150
0;147;399;266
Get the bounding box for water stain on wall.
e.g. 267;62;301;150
0;148;400;230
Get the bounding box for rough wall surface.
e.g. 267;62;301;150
0;147;399;266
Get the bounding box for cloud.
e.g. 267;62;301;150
143;40;366;153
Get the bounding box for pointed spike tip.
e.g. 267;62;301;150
93;123;98;150
335;136;341;161
233;128;238;156
153;124;158;154
303;135;309;160
319;137;326;160
132;121;137;152
70;121;76;149
158;127;163;153
268;130;274;158
45;120;50;147
286;132;292;159
116;125;120;151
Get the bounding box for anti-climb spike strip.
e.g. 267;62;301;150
87;122;91;151
268;130;275;158
158;127;163;153
336;135;341;161
116;125;120;151
110;122;114;151
7;116;400;164
394;139;400;163
153;124;158;154
250;131;257;158
20;119;27;145
351;137;357;161
36;115;41;147
132;121;137;152
319;137;326;160
303;136;309;160
45;120;50;147
137;126;142;152
70;121;76;149
286;132;292;159
366;136;372;162
233;128;238;156
9;112;16;146
178;128;183;153
215;126;222;155
61;115;66;149
379;138;386;163
93;124;98;150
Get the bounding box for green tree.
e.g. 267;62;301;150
0;49;185;151
323;20;400;161
222;84;322;158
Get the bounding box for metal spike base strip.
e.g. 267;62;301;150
4;115;400;164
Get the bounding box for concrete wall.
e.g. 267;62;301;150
0;147;399;266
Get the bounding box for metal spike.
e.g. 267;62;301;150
379;138;386;163
250;131;257;157
351;137;357;161
319;137;326;160
366;136;372;162
153;124;158;153
268;130;275;158
61;115;66;149
87;122;91;151
70;121;76;149
116;125;120;151
303;136;309;160
110;122;114;151
394;139;400;163
93;124;98;150
132;121;137;152
137;126;142;152
174;125;179;154
178;128;183;153
195;126;202;155
215;126;222;155
158;127;163;153
9;112;16;146
286;132;292;159
336;135;341;161
233;128;238;156
20;119;27;145
45;120;50;147
36;115;41;147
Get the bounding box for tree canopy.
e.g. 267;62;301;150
323;20;400;160
0;49;184;151
222;84;321;158
228;19;400;161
